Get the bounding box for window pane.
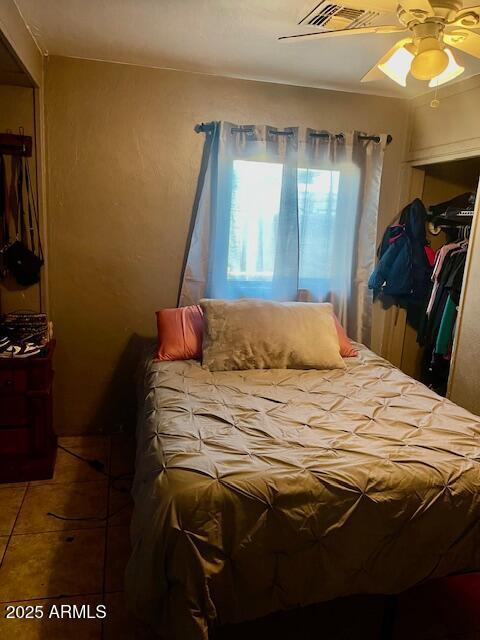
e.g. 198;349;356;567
298;169;340;282
228;160;283;282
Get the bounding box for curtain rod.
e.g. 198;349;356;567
194;122;392;145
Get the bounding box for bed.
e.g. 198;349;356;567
125;343;480;639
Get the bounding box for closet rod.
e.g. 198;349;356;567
194;122;392;145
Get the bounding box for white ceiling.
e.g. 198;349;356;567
14;0;480;98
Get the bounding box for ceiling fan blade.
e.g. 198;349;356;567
361;38;413;82
445;28;480;59
278;25;406;42
448;6;480;28
397;0;434;17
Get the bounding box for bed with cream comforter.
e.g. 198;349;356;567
126;344;480;639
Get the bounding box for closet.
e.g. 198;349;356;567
385;156;480;414
421;158;479;396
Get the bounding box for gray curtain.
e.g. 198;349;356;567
179;122;387;347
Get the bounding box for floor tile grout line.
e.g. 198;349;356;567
28;478;109;487
10;525;107;536
9;525;111;537
0;485;28;490
27;479;108;488
1;485;28;569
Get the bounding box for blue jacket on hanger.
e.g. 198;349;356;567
369;198;431;305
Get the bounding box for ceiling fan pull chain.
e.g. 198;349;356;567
430;82;440;108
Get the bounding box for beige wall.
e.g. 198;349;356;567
45;55;409;434
407;75;480;164
0;83;41;313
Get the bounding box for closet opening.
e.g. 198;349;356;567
403;155;480;398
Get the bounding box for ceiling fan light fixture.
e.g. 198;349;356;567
410;37;449;80
378;45;415;86
428;47;465;86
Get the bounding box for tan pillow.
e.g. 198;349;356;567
200;299;345;372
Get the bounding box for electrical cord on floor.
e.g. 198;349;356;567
57;443;133;491
57;444;107;474
46;443;135;523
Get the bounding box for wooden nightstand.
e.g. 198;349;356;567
0;340;57;483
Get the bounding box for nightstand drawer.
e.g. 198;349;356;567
0;341;56;483
0;368;28;393
0;396;28;425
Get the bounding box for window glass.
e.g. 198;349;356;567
228;159;283;283
228;160;340;289
298;168;340;282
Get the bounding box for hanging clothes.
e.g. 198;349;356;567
425;242;460;316
419;237;468;395
435;295;457;356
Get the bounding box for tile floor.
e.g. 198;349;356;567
0;434;155;640
1;435;480;640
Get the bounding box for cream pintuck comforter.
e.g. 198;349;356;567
126;344;480;639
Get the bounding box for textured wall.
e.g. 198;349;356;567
407;75;480;164
45;55;409;434
0;83;41;313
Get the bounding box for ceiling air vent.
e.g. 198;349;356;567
298;1;380;31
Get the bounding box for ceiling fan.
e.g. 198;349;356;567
279;0;480;87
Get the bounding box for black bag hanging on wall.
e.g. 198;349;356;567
6;156;44;287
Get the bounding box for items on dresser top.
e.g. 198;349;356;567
0;311;52;359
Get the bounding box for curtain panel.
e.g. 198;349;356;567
178;122;387;346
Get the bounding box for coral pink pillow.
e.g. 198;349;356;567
333;315;358;357
156;305;203;361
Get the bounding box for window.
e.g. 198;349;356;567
179;122;384;341
226;159;341;296
228;160;282;284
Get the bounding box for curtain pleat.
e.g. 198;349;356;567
178;123;219;307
